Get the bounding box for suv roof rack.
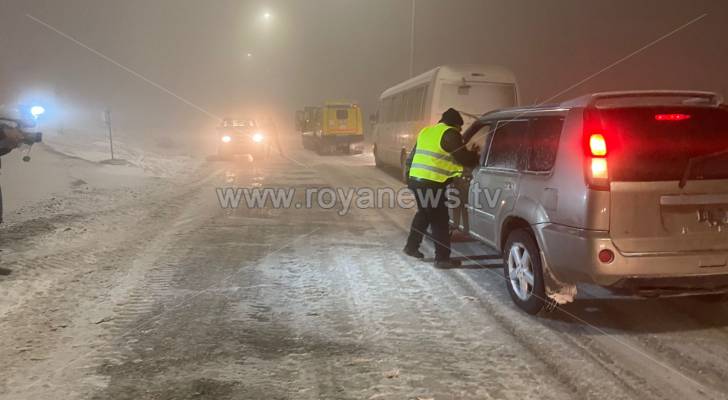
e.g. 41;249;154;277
562;90;724;108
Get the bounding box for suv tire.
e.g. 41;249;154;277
503;229;547;315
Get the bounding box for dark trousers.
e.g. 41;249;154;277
405;183;451;261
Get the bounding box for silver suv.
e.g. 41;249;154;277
454;91;728;314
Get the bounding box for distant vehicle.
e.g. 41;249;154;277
0;105;44;149
0;104;44;224
372;65;519;178
295;102;364;154
455;91;728;314
216;118;267;160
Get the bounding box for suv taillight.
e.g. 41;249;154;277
586;132;610;190
583;108;611;191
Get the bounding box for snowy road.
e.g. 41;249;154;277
1;147;728;400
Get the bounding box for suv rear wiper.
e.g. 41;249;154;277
679;147;728;189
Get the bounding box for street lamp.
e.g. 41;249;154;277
409;0;416;78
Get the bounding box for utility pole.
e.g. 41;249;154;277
409;0;416;78
103;109;115;160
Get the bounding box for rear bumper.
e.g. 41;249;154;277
609;275;728;297
534;223;728;293
319;134;364;144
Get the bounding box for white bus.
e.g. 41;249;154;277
372;65;519;174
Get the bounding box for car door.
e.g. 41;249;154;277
468;119;530;247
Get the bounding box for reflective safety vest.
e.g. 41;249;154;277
408;123;464;183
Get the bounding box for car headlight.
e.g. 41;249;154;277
221;135;232;143
252;132;264;143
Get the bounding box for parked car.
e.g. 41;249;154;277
454;91;728;314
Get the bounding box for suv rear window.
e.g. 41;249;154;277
593;107;728;182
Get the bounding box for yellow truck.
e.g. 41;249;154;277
295;102;364;154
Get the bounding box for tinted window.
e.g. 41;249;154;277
527;117;564;172
593;107;728;181
486;120;529;170
336;109;348;120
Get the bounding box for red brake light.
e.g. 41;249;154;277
655;113;691;121
583;110;610;190
589;133;608;157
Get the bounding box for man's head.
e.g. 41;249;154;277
439;108;464;130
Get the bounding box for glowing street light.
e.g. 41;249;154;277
262;12;272;20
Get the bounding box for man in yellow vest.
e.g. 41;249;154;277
403;108;479;268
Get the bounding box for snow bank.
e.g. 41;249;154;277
0;127;200;218
43;129;199;178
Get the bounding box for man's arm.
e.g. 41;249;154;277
440;129;479;168
460;122;480;145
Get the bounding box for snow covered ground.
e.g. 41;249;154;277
2;147;728;399
0;127;201;219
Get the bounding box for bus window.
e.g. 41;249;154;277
412;86;426;121
403;90;414;121
382;97;394;123
392;95;405;122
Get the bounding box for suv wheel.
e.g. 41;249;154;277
504;229;547;315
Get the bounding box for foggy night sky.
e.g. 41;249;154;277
1;0;727;145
